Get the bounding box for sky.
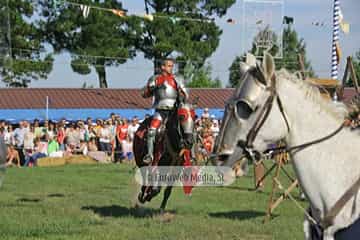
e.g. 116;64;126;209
27;0;360;88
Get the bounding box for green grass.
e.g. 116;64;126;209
0;163;307;240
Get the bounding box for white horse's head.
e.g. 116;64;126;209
215;53;290;167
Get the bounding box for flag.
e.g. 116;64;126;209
283;16;294;25
339;7;350;34
80;4;90;18
181;149;198;195
340;22;350;34
112;9;126;17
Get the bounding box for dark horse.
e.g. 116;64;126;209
133;102;195;213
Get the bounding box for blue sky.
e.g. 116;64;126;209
28;0;360;88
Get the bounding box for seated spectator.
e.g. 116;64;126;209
87;137;108;163
6;144;21;167
24;137;47;167
88;137;98;152
64;144;75;157
48;135;62;157
77;139;88;155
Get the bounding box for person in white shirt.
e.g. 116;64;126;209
127;116;140;141
99;121;112;156
210;120;220;139
201;108;210;119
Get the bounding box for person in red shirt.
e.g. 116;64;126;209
117;119;128;142
57;123;66;151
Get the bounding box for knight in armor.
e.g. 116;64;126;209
141;58;189;164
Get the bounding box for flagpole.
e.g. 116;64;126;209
46;96;49;121
331;0;340;80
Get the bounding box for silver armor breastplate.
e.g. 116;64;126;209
153;80;178;109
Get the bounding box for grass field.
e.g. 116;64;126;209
0;163;308;240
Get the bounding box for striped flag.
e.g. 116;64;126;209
80;4;90;18
339;7;350;34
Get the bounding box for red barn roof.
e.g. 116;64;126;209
0;88;234;109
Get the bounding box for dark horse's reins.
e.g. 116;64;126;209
236;73;360;230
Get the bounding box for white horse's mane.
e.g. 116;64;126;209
275;69;348;121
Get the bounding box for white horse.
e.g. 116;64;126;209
214;53;360;240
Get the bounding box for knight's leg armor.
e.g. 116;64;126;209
143;112;162;164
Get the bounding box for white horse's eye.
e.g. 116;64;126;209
235;100;253;119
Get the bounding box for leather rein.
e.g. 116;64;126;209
237;74;344;162
234;73;360;230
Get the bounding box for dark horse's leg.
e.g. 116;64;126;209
160;186;173;214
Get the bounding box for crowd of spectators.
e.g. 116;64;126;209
0;109;221;167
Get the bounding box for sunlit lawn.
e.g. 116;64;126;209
0;163;307;240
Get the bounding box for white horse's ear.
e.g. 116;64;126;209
261;52;275;84
239;62;250;78
245;53;257;67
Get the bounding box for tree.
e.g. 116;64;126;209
134;0;235;73
250;25;279;58
184;61;221;88
276;23;315;76
228;20;314;88
39;0;136;88
227;56;242;88
0;0;53;87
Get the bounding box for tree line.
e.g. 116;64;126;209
1;0;356;88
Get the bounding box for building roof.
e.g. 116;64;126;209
342;87;358;103
0;88;234;109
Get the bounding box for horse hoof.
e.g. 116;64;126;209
138;193;146;204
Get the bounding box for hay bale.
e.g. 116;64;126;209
65;155;97;164
37;155;97;167
37;157;67;167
